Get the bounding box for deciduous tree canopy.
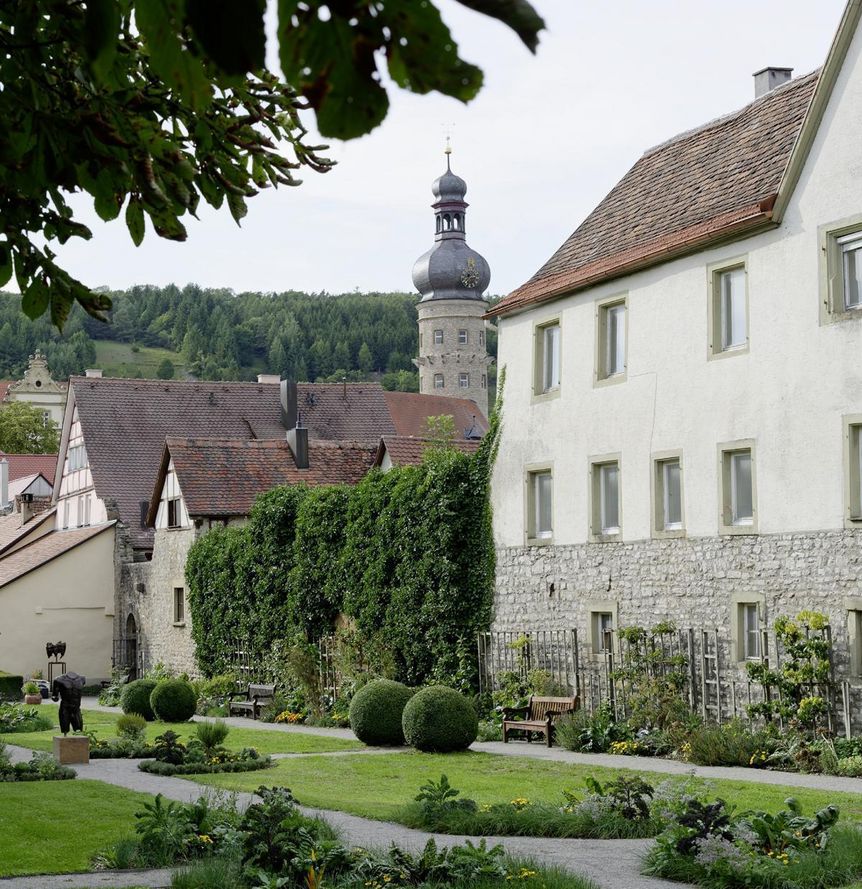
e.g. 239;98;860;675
0;402;60;454
1;1;543;328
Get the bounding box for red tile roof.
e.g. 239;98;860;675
1;453;59;484
493;71;820;318
70;377;492;549
375;436;481;468
0;382;11;401
0;523;113;589
383;391;489;438
150;438;377;520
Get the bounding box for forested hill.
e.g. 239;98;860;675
0;286;498;387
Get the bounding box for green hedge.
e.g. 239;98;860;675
120;679;157;720
138;757;272;775
150;679;197;722
349;679;414;746
186;391;502;686
0;675;24;701
402;685;478;752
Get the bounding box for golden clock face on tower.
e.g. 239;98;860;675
460;257;480;289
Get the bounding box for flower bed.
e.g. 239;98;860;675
139;756;272;776
0;703;52;734
136;725;271;776
644;795;862;889
0;745;75;782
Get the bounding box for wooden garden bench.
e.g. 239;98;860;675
502;694;578;747
228;683;276;720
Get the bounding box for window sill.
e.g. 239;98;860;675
653;527;686;540
822;305;862;326
531;388;561;405
590;533;622;544
526;536;554;547
173;621;186;628
845;516;862;530
720;523;757;536
593;373;626;389
708;343;749;362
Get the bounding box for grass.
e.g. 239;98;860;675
93;340;186;379
0;704;362;755
187;750;862;825
0;780;156;876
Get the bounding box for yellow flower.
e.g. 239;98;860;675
510;797;530;809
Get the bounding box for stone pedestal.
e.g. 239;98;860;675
53;735;89;764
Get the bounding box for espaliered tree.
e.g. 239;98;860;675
1;1;544;327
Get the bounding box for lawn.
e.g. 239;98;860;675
189;750;862;824
0;780;155;876
1;704;362;755
93;340;186;379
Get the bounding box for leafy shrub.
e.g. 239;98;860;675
121;679;158;720
0;750;76;782
150;679;197;723
402;685;478;752
194;673;237;715
836;755;862;777
116;713;147;742
349;678;414;746
0;674;24;701
476;720;501;742
0;703;52;733
98;668;130;706
195;720;229;756
685;719;775;767
555;704;630;753
153;730;187;765
139;755;271;776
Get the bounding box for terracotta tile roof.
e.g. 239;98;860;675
494;71;820;318
0;523;112;589
1;453;59;484
375;436;482;468
154;437;377;519
0;382;11;401
383;391;489;438
70;377;493;548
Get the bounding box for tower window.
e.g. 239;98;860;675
481;375;487;389
443;214;451;231
433;374;444;389
436;217;441;234
458;329;468;345
478;330;485;346
433;329;444;345
459;372;469;388
453;215;460;230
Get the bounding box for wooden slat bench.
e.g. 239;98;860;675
502;695;578;747
228;683;276;720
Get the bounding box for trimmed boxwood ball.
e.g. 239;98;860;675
120;679;158;720
402;685;478;753
150;679;197;723
349;679;414;746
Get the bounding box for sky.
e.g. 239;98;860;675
57;0;847;299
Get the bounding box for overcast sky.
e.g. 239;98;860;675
57;0;846;299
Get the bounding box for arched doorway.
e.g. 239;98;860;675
124;614;138;680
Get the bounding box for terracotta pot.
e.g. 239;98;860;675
24;694;42;705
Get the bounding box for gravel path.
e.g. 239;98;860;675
0;868;174;889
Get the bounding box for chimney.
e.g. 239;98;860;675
0;458;7;512
286;413;309;469
280;380;297;431
257;373;281;384
84;369;103;378
753;67;793;98
19;492;34;525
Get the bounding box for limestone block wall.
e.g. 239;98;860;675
492;529;862;682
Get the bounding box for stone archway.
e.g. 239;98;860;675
124;613;138;680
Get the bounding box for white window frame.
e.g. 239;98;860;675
458;329;468;345
590;454;622;540
651;450;685;538
820;216;862;324
741;603;761;660
595;295;627;385
173;587;185;625
525;465;553;545
838;232;862;311
844;415;862;527
433;329;444;345
458;372;469;389
718;440;757;535
586;600;619;656
433;373;444;389
707;258;749;359
846;598;862;678
167;497;182;529
533;318;561;399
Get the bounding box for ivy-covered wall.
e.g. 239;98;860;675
186;421;500;685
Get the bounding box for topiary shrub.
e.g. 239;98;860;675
116;713;147;741
349;679;414;746
0;674;24;701
150;679;197;723
120;679;158;721
402;685;478;753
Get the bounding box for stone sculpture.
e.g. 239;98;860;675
51;672;86;735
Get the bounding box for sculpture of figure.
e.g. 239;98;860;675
51;672;86;735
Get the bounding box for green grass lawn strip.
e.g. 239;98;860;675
187;750;862;824
0;780;155;877
1;704;361;755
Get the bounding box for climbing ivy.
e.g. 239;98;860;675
186;374;504;685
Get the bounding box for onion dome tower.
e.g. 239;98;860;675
412;144;492;417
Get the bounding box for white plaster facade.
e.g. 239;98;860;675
491;11;862;664
5;351;67;427
56;405;108;531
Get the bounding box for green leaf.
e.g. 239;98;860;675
453;0;545;53
125;196;146;246
21;280;50;320
84;0;121;80
150;208;187;241
135;0;211;110
226;191;247;224
187;0;266;74
0;244;12;289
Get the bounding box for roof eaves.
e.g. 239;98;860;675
489;201;776;319
772;0;862;221
0;507;56;557
145;442;173;529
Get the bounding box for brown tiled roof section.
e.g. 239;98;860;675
0;523;112;589
0;507;55;556
494;71;819;317
377;436;481;467
163;438;377;517
298;384;395;440
383;391;489;438
1;453;59;484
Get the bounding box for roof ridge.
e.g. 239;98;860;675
642;69;820;158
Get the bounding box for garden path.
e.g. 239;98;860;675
0;867;174;889
3;743;686;889
81;699;862;795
